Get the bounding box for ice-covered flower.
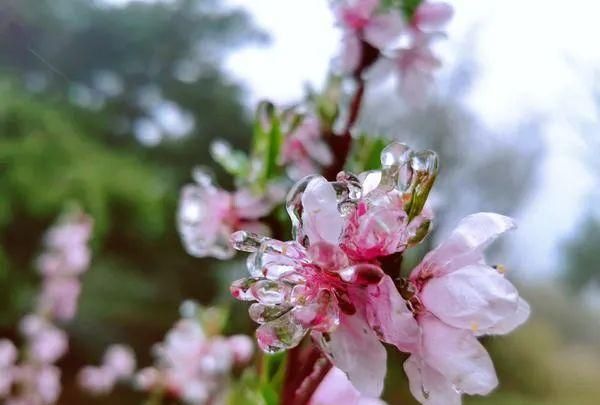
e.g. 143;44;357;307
280;117;333;180
178;168;280;259
402;213;530;404
309;367;387;405
231;142;439;396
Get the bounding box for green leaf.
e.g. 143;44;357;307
347;134;389;173
249;101;284;191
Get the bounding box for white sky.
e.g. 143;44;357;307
104;0;599;278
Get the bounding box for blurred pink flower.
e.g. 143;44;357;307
38;278;81;322
78;366;117;395
0;339;17;368
334;0;404;73
103;345;136;379
178;169;280;259
280;117;333;180
403;213;530;404
392;2;453;104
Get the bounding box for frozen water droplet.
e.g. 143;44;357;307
210;140;231;161
255;312;306;353
286;175;320;242
230;231;268;253
249;303;290;324
230;278;259;301
251;280;292;305
338;264;384;285
410;150;438;175
381;142;412;167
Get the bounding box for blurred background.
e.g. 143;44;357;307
1;0;599;404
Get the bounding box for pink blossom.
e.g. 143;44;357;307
38;278;81;322
78;366;117;395
226;335;255;365
28;324;68;364
280;117;333;180
401;213;530;404
334;0;405;72
0;339;17;368
127;316;253;404
103;344;136;379
230;143;439;396
392;2;453;103
309;367;387;405
178;168;279;259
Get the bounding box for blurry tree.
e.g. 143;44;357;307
0;0;264;179
562;215;600;291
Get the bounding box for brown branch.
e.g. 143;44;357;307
323;39;380;181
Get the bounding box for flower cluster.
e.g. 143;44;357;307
79;304;254;405
0;213;93;405
78;344;136;395
178;167;284;259
36;213;93;321
335;0;453;102
231;142;529;403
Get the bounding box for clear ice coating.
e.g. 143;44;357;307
255;311;306;354
230;231;268;253
250;280;292;305
249;303;291;324
177;168;234;259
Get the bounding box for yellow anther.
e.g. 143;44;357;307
495;264;507;274
470;321;479;333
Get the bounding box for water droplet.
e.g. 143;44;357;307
251;280;292;305
248;303;291;324
230;231;268;253
338;264;384;286
381;142;412;167
230;278;259;301
286;175;320;242
255;312;306;353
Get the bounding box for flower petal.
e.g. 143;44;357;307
420;314;498;395
478;297;530;336
302;177;344;245
412;213;515;279
421;265;520;331
404;355;461;405
314;313;387;397
365;276;419;352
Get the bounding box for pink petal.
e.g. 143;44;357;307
301;177;344;245
233;189;273;219
365;276;419;352
420;314;498;395
478;298;530;336
313;313;387;397
404;355;461;405
310;367;387;405
421;265;520;331
413;2;454;32
412;213;515;280
364;12;405;49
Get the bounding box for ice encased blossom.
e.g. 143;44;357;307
280;117;333;180
178;168;279;259
231;142;439;396
402;213;530;404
